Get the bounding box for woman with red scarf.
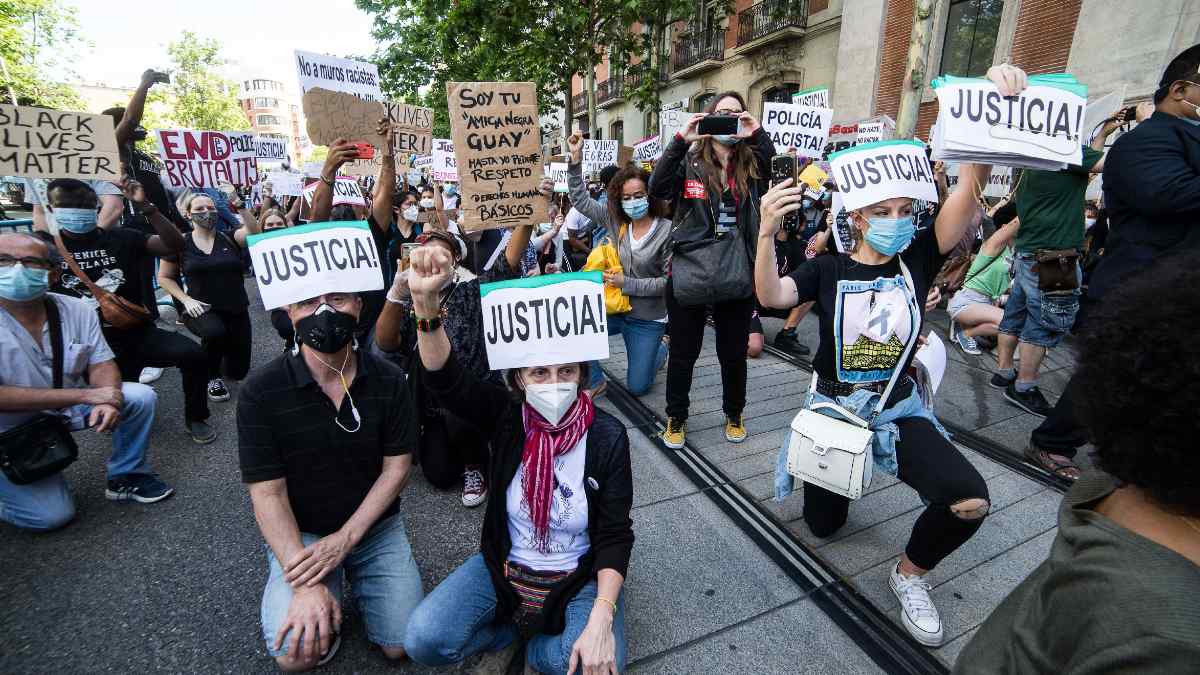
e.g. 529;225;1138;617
403;244;633;675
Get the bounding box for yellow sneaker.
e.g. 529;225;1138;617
661;417;686;449
725;415;747;443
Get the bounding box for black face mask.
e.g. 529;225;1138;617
295;304;357;353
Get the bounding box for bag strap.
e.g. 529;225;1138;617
44;297;64;389
868;256;921;421
52;232;108;300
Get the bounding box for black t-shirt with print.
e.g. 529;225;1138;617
54;228;151;326
173;232;248;310
787;227;945;388
120;149;190;233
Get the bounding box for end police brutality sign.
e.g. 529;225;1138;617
480;272;610;370
247;221;383;310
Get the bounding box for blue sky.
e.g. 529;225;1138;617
65;0;379;93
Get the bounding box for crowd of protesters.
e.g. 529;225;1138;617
1;46;1198;675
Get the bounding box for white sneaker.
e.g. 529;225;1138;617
138;367;164;384
889;561;943;646
461;466;487;508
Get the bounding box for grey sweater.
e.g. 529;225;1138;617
568;161;671;322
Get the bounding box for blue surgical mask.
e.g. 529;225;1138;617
443;185;457;197
863;215;917;256
52;208;98;234
1182;100;1200;125
0;263;50;302
802;198;814;209
623;197;649;219
713;134;740;146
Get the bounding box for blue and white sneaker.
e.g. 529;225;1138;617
950;319;982;355
106;474;175;503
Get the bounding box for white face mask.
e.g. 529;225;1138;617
419;197;435;209
402;205;419;222
523;381;578;425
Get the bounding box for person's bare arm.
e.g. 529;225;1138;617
755;179;803;309
1088;114;1124;174
96;194;123;231
225;191;262;247
980;218;1019;257
371;119;396;233
409;247;454;371
503;177;553;270
934;162;991;255
156;257;189;303
31;204;49;233
115;70;163;146
285;194;301;224
311;140;358;223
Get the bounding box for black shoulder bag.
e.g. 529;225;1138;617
0;298;80;485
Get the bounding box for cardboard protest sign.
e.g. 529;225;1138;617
582;139;618;174
945;164;1013;199
479;271;610;369
303;87;386;148
792;86;830;109
659;101;688;147
446;82;547;231
265;170;305;197
618;145;634;168
386;101;434;156
0;105;121;180
294;49;382;101
255;136;289;162
550;162;569;193
829;140;939;212
829;190;856;254
931;74;1086;169
432;139;458;181
762;102;834;158
302;177;365;207
633;136;662;163
156;129;258;188
247;220;384;310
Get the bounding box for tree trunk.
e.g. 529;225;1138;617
563;79;574;136
586;65;597;139
896;0;939;139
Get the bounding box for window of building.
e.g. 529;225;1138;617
939;0;1004;77
256;114;282;126
692;92;716;113
610;120;624;145
253;97;280;109
762;83;801;105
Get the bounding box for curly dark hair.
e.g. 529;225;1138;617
604;166;670;228
1073;252;1200;514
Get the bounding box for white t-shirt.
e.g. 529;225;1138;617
563;207;593;235
506;434;591;572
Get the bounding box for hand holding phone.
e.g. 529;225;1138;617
352;142;375;160
770;154;800;234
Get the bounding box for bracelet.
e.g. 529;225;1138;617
413;314;442;332
594;596;617;614
320;173;335;186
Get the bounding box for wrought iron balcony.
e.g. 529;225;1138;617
597;76;624;107
672;29;726;75
736;0;807;48
623;61;669;89
572;91;587;117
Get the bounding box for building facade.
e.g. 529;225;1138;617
568;0;1200;147
238;77;306;166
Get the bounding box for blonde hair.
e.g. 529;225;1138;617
176;190;215;215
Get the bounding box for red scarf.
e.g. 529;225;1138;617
520;391;595;554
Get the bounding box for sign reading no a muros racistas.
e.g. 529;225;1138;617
246;221;384;310
480;272;610;370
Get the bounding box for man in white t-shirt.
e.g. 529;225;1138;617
24;178;123;233
562;206;594;271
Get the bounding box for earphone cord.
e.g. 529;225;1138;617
311;348;362;433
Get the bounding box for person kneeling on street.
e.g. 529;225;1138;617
237;291;423;671
0;233;170;531
403;244;632;675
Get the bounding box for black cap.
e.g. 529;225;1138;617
599;164;619;187
1156;43;1200;102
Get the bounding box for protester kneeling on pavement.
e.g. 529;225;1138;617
755;141;1001;645
946;217;1019;355
237;291;423;671
0;233;171;531
954;252;1200;673
403;244;632;675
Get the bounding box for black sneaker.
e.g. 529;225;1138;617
106;474;174;503
207;378;230;402
187;420;217;444
1004;383;1053;417
773;328;811;356
989;371;1016;389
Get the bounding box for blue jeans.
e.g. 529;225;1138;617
405;553;627;675
588;314;668;394
260;514;423;656
0;382;157;531
997;254;1081;348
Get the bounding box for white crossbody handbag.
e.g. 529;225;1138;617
785;257;920;500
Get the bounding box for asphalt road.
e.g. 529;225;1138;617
0;292;487;673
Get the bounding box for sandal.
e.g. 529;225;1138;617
1024;445;1081;481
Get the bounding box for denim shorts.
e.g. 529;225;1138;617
997;254;1081;348
947;287;993;320
260;514;424;656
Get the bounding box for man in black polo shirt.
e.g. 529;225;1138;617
237;291;422;670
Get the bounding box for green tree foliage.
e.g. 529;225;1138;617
147;32;249;131
0;0;85;108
